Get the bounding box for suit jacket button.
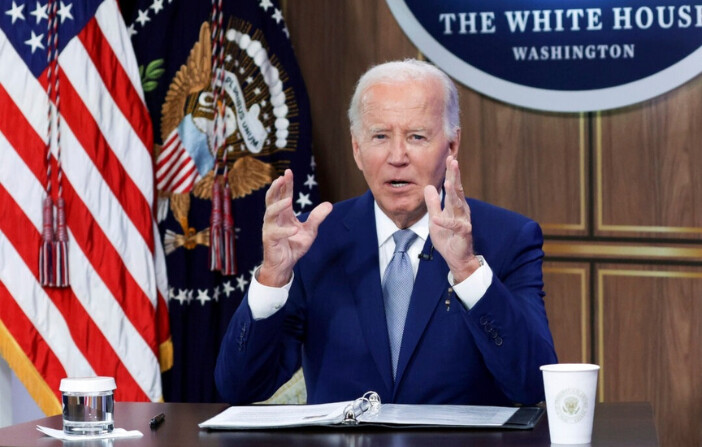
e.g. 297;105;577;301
494;337;503;346
480;316;489;325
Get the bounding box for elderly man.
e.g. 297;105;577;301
215;59;557;406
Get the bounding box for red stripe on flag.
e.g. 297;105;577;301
0;84;46;185
156;150;182;185
156;133;180;171
160;152;193;191
59;72;155;250
77;17;153;153
0;186;149;401
170;164;198;193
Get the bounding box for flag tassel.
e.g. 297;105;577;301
221;181;237;275
54;197;69;287
209;179;223;271
39;196;55;286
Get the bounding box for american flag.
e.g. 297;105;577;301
0;0;171;414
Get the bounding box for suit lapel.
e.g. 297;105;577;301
394;236;449;390
343;192;394;393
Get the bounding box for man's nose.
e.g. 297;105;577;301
387;138;409;165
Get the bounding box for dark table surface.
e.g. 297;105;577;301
0;401;658;447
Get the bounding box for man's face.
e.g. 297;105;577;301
352;78;460;229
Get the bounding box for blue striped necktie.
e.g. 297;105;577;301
382;229;418;379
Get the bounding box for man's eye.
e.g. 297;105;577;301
411;134;425;141
372;134;387;140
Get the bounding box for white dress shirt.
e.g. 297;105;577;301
248;202;493;320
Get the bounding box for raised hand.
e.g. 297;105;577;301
258;169;333;287
424;156;482;283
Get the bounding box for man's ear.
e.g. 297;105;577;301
351;135;364;171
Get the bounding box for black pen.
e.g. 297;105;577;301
149;412;165;429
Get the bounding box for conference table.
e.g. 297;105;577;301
0;401;658;446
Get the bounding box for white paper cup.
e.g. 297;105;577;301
540;363;599;445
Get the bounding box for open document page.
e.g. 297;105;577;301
199;401;351;429
358;404;518;427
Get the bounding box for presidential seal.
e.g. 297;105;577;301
157;18;301;255
555;388;588;423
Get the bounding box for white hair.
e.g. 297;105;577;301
348;59;460;140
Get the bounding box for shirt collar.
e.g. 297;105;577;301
374;202;429;248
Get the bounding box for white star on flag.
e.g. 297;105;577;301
174;289;188;305
24;30;44;53
222;281;236;297
296;192;312;209
259;0;273;12
30;2;48;24
271;8;283;24
196;289;211;306
135;8;150;26
150;0;164;13
58;1;74;23
5;2;25;24
304;174;317;189
236;274;249;292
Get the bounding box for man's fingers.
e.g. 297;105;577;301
265;169;294;206
445;155;455;184
424;185;442;217
264;176;280;206
444;171;470;220
263;197;292;222
304;202;333;231
446;156;465;195
265;175;285;206
431;214;472;235
280;169;294;200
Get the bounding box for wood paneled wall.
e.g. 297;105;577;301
283;2;702;446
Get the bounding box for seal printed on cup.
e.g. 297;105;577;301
59;376;116;435
555;388;588;423
541;363;599;445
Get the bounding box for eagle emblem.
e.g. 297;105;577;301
158;19;296;254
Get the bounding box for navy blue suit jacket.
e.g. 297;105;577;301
215;191;557;405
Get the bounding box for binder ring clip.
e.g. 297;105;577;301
343;391;381;424
362;391;381;412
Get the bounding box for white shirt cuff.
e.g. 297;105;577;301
248;266;293;320
448;258;493;310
